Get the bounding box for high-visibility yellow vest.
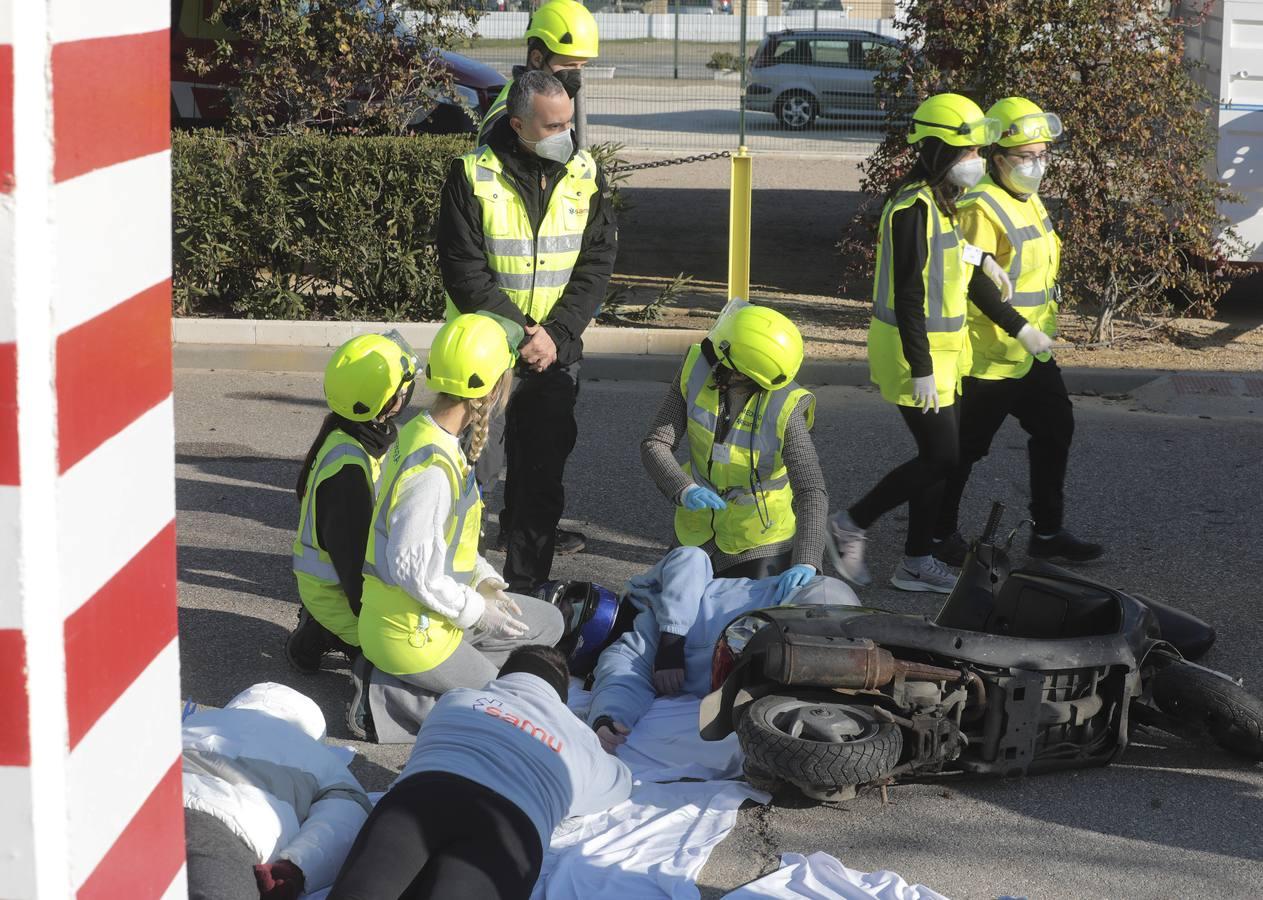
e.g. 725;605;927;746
674;345;815;555
358;415;483;676
867;182;973;407
292;430;378;645
444;144;599;325
475;79;513;146
959;176;1061;380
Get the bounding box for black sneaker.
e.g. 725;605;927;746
555;528;586;556
285;607;330;675
346;654;376;742
932;531;969;568
493;528;586;555
1028;529;1104;563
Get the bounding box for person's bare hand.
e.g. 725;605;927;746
520;324;557;373
596;720;630;754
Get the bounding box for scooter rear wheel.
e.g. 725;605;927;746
1152;662;1263;760
736;695;902;798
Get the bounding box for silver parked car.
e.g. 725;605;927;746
746;29;905;130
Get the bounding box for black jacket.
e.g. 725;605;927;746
437;115;618;366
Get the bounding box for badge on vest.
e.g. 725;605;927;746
961;243;984;266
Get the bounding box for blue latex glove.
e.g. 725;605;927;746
773;565;816;605
682;485;727;511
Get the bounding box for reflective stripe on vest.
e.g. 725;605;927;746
961;182;1060;308
293;438;374;582
475;79;513;146
445;145;599;324
674;345;814;554
363;445;480;586
872;184;966;332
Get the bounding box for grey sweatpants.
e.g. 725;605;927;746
368;593;565;743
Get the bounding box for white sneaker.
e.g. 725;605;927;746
826;513;871;587
890;555;958;594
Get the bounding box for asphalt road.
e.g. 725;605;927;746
175;367;1263;899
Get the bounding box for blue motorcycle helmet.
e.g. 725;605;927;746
536;581;631;677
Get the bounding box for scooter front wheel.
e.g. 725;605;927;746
1152;661;1263;760
736;695;902;799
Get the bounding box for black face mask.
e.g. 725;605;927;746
553;67;582;99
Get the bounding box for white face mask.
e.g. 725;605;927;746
521;130;574;164
945;156;986;189
1002;156;1046;194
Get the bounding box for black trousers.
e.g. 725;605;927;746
936;357;1074;538
715;549;793;580
498;362;581;592
850;400;960;558
184;808;258;900
328;771;544;900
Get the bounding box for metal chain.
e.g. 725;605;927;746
606;150;731;174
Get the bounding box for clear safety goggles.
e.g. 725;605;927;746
380;328;419;383
913;115;1002;146
1003;112;1063;144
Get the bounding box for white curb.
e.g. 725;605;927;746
171;318;710;356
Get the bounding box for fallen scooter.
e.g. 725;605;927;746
699;503;1263;800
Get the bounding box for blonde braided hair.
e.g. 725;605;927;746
464;369;513;463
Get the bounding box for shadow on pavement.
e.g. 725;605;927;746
179;544;293;603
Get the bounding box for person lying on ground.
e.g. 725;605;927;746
329;645;632;900
586;545;859;754
182;683;372;900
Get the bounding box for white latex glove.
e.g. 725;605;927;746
981;255;1014;302
476;577;521;616
911;374;940;414
1017;324;1054;356
475;602;529;640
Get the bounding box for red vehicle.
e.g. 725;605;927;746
170;0;506;133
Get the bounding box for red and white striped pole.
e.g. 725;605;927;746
0;1;183;897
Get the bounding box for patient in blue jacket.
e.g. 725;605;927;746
587;546;859;753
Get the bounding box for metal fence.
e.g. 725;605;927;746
458;10;900;156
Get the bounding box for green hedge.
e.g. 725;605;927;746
173;130;473;320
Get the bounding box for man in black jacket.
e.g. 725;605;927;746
438;70;617;593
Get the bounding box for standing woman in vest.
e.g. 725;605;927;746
932;98;1102;565
352;314;565;742
827;93;1051;593
641;301;827;602
288;332;417;673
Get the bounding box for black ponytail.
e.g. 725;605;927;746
296;413;342;501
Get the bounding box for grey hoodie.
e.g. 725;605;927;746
397;672;632;845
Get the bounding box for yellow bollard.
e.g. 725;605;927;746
727;145;752;303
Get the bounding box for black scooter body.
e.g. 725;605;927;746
701;525;1217;780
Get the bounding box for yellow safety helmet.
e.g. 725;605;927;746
426;314;514;399
325;332;417;422
710;304;804;391
908;93;999;148
525;0;600;59
988;96;1063;148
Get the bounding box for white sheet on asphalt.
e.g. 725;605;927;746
567;680;744;783
721;851;950;900
532;780;769;900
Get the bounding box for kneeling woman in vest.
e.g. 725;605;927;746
354;314;565;742
289;332;418;674
827;93;1049;594
641;302;827;603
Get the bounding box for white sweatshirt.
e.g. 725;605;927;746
397;672;633;847
181;684;370;893
382;428;500;630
